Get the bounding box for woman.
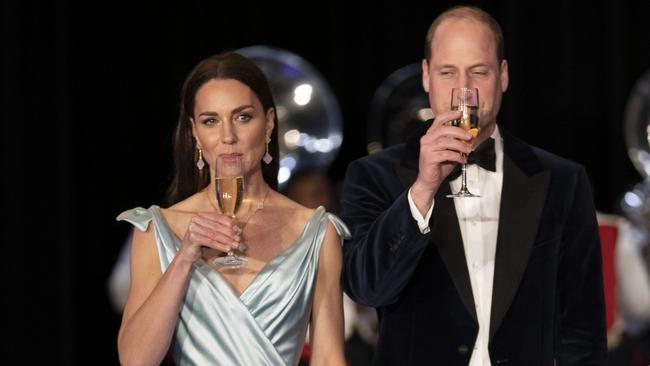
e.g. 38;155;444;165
116;52;348;366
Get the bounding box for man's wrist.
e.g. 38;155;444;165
410;180;438;215
407;187;434;234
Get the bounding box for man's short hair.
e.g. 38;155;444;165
424;5;504;62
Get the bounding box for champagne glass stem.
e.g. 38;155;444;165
461;162;468;190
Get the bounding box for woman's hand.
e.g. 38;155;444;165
177;212;241;263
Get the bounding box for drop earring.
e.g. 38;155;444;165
263;137;273;164
196;145;205;170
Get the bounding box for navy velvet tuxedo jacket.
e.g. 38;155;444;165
340;123;607;365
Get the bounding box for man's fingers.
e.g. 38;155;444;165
421;133;472;155
429;110;462;130
429;150;467;165
422;125;472;143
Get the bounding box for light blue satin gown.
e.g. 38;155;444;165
117;205;349;366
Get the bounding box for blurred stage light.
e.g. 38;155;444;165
293;84;313;106
417;108;435;121
624;191;643;209
278;166;292;184
284;129;300;149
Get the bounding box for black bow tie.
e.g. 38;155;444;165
448;137;496;180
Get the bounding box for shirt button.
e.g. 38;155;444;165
458;344;469;354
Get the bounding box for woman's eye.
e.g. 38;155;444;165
237;114;252;122
202;118;218;125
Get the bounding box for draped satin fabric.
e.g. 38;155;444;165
117;206;350;366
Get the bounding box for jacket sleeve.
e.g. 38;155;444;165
556;166;608;365
340;158;433;307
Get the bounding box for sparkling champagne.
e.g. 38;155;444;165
216;176;244;217
447;87;480;198
451;104;479;140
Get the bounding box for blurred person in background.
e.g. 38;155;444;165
603;210;650;365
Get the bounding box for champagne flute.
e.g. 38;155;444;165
213;156;247;268
447;87;480;198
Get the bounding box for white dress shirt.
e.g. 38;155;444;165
408;127;504;366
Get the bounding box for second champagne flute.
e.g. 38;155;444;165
213;156;247;269
447;87;480;198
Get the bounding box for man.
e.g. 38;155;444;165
341;6;607;365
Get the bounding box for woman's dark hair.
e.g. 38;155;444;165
165;52;279;205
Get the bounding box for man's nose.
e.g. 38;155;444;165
458;74;469;89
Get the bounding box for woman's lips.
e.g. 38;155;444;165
218;153;242;162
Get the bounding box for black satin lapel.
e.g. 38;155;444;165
489;153;550;341
432;183;478;321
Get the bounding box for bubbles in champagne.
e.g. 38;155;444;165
216;176;244;217
451;105;480;146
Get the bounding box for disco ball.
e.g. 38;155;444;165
236;46;343;188
366;63;432;154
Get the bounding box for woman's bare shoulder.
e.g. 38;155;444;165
164;192;210;213
268;192;321;228
159;192;210;235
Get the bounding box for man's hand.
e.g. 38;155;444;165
411;110;472;215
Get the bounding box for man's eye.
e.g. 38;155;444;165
472;70;488;76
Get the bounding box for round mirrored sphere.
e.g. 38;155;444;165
236;46;343;188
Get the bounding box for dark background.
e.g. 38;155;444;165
3;0;649;364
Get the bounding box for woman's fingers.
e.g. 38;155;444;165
186;231;235;253
176;213;240;257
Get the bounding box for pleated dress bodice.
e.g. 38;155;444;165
118;205;349;366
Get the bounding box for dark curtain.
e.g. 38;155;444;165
2;0;649;364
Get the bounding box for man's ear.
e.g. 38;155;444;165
499;59;509;93
421;59;430;93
